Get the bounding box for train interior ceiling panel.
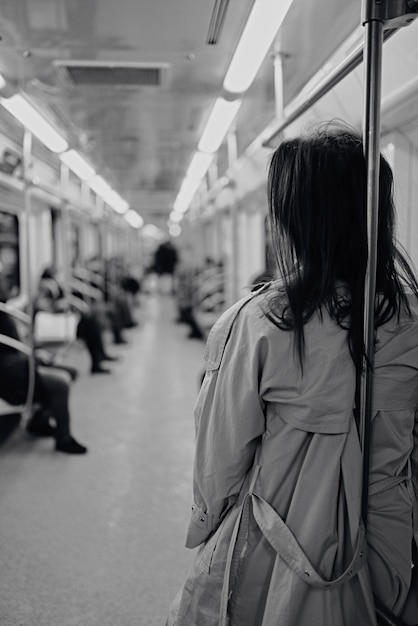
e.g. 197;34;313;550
0;1;415;302
0;1;417;624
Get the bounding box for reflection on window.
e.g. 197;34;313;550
0;211;20;297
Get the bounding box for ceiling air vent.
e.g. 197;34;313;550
53;61;170;87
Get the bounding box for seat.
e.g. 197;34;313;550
0;302;35;421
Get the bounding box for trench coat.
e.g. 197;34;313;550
168;283;418;626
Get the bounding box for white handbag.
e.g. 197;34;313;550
33;311;79;344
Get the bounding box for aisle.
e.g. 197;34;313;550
0;295;205;626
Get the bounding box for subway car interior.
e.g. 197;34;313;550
0;1;417;624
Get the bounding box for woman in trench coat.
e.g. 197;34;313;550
168;124;418;626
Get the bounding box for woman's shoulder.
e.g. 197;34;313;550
203;282;291;368
203;283;274;369
210;281;276;328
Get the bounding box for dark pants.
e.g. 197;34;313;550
179;307;204;339
34;366;72;442
0;352;72;444
76;314;107;368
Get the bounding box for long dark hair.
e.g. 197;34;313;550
266;122;418;370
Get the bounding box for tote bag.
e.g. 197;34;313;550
33;311;79;344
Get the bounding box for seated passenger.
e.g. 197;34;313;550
0;279;87;454
175;261;204;339
103;257;135;344
36;266;117;374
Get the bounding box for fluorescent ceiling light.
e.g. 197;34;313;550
169;211;183;223
142;224;165;240
168;224;181;238
107;190;129;214
1;94;68;153
174;176;201;213
223;0;294;93
60;149;96;181
125;209;144;229
198;98;242;154
187;151;214;181
88;175;112;198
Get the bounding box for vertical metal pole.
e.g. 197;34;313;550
60;163;71;294
360;13;384;526
273;49;284;121
22;128;35;419
96;195;106;279
227;130;239;304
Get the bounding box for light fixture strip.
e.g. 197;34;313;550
107;190;129;214
223;0;294;94
1;94;68;153
198;97;242;154
174;176;201;213
186;151;214;181
60;149;96;181
88;175;112;198
125;209;144;229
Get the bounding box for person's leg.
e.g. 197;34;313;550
116;294;136;328
77;314;111;373
106;305;127;344
36;366;87;454
182;308;204;339
88;319;118;364
26;405;55;437
52;363;78;380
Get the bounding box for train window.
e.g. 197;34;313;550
0;210;20;297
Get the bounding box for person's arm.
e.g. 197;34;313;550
186;312;266;548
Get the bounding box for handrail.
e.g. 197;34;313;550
0;302;31;324
0;301;36;416
0;334;32;356
262;28;398;148
69;277;103;302
0;333;35;416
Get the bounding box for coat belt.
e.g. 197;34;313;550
219;465;368;626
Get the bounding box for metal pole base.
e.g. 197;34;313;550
362;0;418;29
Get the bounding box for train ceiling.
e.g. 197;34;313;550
0;0;404;231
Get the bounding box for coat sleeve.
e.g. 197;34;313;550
185;302;267;548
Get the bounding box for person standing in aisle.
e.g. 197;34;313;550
153;239;178;295
167;123;418;625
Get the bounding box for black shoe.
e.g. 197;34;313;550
100;354;119;362
55;436;88;454
91;365;111;374
124;321;138;328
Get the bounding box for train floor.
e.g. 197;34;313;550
0;293;205;626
